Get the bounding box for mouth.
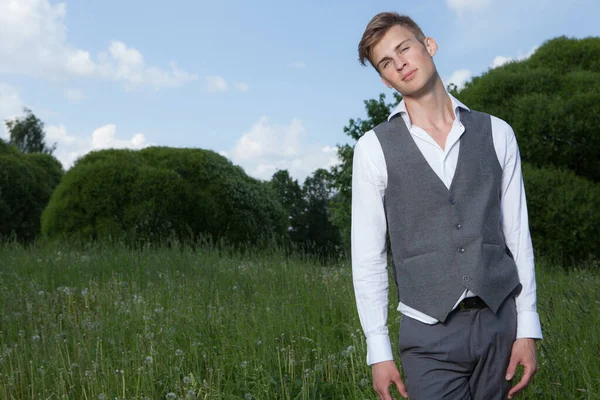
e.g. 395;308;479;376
402;69;417;81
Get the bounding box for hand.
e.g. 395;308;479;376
372;360;408;400
505;338;538;399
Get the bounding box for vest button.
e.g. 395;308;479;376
458;247;466;253
456;224;462;230
462;275;469;282
449;199;457;205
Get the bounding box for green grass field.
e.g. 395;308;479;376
0;242;598;399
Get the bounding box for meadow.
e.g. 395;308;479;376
0;242;598;399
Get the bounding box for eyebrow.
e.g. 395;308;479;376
376;38;412;70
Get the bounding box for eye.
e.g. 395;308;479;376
383;60;391;69
402;47;409;53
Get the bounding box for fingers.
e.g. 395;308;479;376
507;362;538;399
505;356;518;381
374;384;392;400
394;377;409;398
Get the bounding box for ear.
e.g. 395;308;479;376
380;75;394;89
424;37;438;57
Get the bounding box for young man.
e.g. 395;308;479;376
351;12;542;400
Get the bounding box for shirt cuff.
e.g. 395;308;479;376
516;310;543;340
366;334;394;366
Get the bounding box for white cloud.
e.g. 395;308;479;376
46;123;151;168
491;45;539;68
234;82;249;93
444;69;472;91
447;0;492;15
0;83;24;121
206;76;228;92
0;83;26;138
64;88;85;102
226;117;340;181
289;61;307;70
0;0;197;90
206;77;249;93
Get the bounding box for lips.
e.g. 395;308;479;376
402;69;417;81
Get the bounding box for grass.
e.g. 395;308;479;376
0;241;598;399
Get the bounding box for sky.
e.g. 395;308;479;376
1;0;599;183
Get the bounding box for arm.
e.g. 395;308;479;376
351;133;408;399
498;123;542;340
351;132;392;365
496;121;542;398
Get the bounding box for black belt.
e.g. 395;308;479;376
457;296;487;312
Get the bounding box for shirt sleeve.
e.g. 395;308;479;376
351;131;394;365
496;119;543;340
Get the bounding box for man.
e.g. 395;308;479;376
351;12;542;400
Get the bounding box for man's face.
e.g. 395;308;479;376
371;25;438;97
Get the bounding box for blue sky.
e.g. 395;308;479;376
1;0;598;182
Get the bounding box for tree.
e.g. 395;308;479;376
329;92;401;249
5;108;56;155
301;168;341;260
456;36;600;182
269;169;307;244
42;147;287;245
0;140;63;241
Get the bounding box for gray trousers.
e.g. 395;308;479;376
398;297;517;400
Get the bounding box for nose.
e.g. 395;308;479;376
392;54;407;71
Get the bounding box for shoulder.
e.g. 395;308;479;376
465;109;516;143
355;129;382;156
372;116;402;137
354;129;387;173
488;115;517;148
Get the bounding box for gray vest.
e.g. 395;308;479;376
373;109;521;323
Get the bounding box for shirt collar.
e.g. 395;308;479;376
387;93;471;128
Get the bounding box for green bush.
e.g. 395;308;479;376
41;147;287;245
0;141;63;241
523;163;600;263
456;36;600;182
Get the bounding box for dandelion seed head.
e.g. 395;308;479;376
145;356;153;365
175;349;183;357
32;335;40;342
166;392;177;399
185;390;196;399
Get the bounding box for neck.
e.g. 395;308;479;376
403;77;454;128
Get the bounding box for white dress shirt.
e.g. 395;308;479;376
351;94;543;366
